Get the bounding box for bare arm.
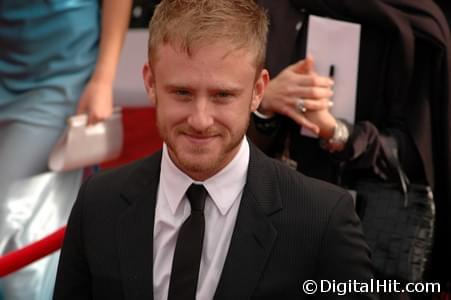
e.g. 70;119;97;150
77;0;133;124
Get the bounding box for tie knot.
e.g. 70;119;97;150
186;184;207;212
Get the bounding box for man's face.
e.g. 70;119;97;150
143;42;268;181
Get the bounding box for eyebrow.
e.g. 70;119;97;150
211;86;243;94
163;83;244;94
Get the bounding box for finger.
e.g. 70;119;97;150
87;110;107;125
76;103;87;115
284;109;320;134
292;86;334;99
294;74;334;88
89;109;114;125
290;56;314;74
294;114;320;134
87;113;98;126
300;98;334;111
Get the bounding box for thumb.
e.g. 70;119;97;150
76;92;89;115
76;102;86;115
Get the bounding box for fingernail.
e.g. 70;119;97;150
328;101;334;107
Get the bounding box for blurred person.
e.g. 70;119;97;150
0;0;132;299
249;0;451;297
0;0;132;190
53;0;377;299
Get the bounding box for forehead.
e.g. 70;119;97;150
151;42;258;85
151;39;257;67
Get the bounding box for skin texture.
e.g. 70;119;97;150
76;0;132;125
258;56;337;138
143;41;269;181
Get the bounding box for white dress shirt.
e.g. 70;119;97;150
153;138;250;300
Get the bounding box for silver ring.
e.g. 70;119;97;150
296;98;307;113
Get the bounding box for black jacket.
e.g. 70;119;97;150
54;143;376;299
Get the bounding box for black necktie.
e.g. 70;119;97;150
168;184;207;300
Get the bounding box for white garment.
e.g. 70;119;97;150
153;138;249;300
0;120;71;300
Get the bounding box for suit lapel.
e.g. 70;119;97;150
117;151;162;300
114;144;281;299
214;143;282;299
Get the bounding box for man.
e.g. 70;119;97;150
53;0;376;299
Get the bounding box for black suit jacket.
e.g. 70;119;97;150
54;143;377;299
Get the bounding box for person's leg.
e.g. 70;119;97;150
0;120;64;300
0;170;82;300
0;120;62;190
0;119;64;254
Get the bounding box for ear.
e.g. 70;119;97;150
143;63;156;105
251;69;270;112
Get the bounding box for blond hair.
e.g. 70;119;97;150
148;0;268;73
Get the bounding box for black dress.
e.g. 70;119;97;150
250;0;451;289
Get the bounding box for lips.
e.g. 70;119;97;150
185;133;216;140
182;133;219;145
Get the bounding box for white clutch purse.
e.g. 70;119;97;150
48;108;123;172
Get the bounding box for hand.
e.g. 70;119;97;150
303;109;337;139
76;79;114;125
258;57;334;134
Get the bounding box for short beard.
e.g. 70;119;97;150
158;120;248;180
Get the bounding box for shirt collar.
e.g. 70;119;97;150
160;138;250;216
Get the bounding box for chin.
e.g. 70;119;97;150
170;146;224;177
166;133;241;178
179;152;221;171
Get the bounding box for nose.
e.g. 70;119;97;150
186;98;214;131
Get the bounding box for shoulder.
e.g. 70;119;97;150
76;151;161;207
248;147;374;282
86;150;161;188
269;154;352;210
248;144;356;234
